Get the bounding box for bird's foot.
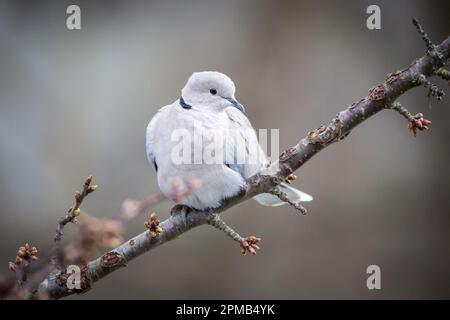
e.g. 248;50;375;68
170;205;192;220
240;235;262;256
170;204;183;216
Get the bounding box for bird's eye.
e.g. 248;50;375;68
209;88;217;95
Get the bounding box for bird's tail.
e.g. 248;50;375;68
253;183;313;207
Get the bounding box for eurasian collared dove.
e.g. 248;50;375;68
146;71;312;211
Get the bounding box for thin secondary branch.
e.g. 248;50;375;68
269;187;307;214
390;102;432;137
38;21;450;299
51;175;97;268
412;18;434;53
9;244;38;286
54;176;97;244
207;214;261;255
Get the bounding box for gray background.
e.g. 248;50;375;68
0;0;449;299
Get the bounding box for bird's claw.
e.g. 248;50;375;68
240;235;261;256
170;204;191;217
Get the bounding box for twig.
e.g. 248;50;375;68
269;187;307;214
427;83;445;100
54;175;97;244
413;74;445;101
8;244;38;287
412;18;434;53
52;175;97;268
390;102;432;137
207;214;261;255
208;214;245;243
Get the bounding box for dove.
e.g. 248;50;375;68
146;71;312;211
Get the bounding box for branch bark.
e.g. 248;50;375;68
38;30;450;299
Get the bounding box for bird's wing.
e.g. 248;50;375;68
146;106;170;172
224;107;268;179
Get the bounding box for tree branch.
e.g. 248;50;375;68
38;22;450;299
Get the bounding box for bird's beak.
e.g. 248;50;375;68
224;97;245;113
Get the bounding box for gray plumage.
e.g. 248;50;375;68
146;71;312;210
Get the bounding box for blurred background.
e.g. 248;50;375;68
0;0;449;299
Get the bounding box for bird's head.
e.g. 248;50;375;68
180;71;245;113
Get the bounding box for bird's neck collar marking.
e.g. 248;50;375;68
179;96;192;109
